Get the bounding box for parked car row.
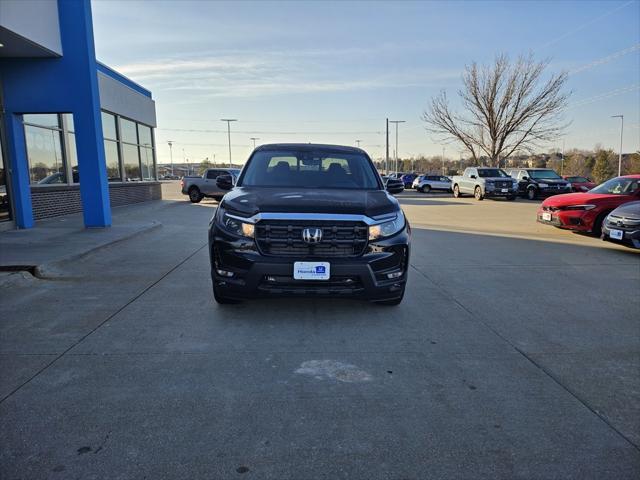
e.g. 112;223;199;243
536;175;640;248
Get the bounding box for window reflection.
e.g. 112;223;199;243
25;125;66;184
122;143;141;181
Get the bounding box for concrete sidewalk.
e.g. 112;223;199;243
0;200;178;282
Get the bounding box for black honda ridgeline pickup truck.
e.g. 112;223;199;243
208;144;411;305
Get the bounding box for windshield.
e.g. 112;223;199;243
477;168;509;178
239;149;381;189
527;169;562;179
590;177;639;195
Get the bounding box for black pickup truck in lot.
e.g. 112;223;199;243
208;144;411;305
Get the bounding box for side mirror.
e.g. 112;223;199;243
521;176;529;181
470;174;477;179
216;174;234;190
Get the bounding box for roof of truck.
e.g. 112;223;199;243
254;143;366;154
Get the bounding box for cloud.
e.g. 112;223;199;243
114;49;460;98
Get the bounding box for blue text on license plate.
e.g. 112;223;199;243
610;229;624;240
294;262;331;280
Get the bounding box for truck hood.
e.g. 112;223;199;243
221;187;400;218
484;177;515;182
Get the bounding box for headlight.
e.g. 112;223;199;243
565;183;572;189
561;204;596;211
369;211;405;240
538;183;549;188
512;181;518;188
217;208;255;238
485;182;495;190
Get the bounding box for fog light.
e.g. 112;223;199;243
387;271;403;279
266;275;276;282
216;269;234;278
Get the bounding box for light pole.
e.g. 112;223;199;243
442;146;446;175
221;119;237;167
389;120;405;174
611;115;624;176
355;139;362;148
167;141;174;176
250;137;260;150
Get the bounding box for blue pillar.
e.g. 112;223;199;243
5;114;34;229
58;0;111;228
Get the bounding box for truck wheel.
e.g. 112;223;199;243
474;186;484;201
375;287;405;306
188;187;203;203
213;283;239;304
453;185;461;198
421;184;431;193
526;187;537;200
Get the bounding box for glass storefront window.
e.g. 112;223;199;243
122;143;141;181
138;125;152;149
23;114;60;129
67;133;80;183
104;140;121;181
101;112;117;140
120;118;138;144
140;146;154;180
25;125;65;184
0;134;10;222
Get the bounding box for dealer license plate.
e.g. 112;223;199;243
501;188;508;193
542;212;552;221
294;262;330;280
609;229;624;240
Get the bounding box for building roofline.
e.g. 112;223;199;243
96;62;152;99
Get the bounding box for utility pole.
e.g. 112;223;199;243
385;118;389;174
221;119;237;167
389;120;405;175
442;146;446;175
561;139;565;175
250;137;260;149
167;141;174;176
611;115;624;176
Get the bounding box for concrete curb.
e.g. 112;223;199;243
35;221;163;279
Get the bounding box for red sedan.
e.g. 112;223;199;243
537;175;640;235
563;175;596;192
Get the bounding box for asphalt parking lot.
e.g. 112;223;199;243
1;184;639;479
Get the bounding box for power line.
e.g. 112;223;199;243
569;83;640;109
569;43;640;76
156;127;383;135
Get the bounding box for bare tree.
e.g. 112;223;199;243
422;54;570;166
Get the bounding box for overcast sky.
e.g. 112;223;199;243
92;0;640;165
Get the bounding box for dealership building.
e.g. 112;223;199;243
0;0;159;230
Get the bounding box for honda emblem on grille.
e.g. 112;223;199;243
302;227;323;244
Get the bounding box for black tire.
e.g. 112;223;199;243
591;210;611;237
213;282;239;304
422;184;432;193
375;287;405;306
474;186;484;201
188;187;203;203
526;187;537;201
453;185;461;198
506;195;516;201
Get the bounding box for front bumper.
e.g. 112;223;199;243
484;187;517;198
602;223;640;249
209;225;411;301
536;208;596;232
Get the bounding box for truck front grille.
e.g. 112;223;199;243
255;220;368;257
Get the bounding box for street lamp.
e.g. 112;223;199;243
221;119;237;167
442;146;446;175
355;139;362;148
389;120;405;174
167;141;174;176
250;137;260;150
611;115;624;176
